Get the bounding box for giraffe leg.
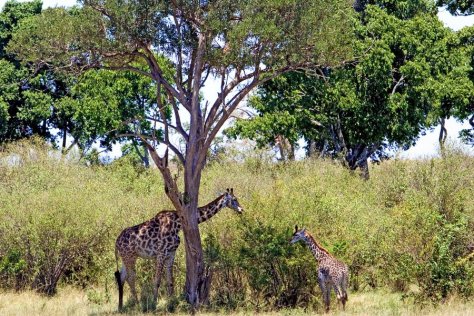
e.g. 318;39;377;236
324;287;331;313
165;251;176;296
341;275;349;310
334;284;343;309
318;275;330;313
341;289;348;311
123;258;139;305
153;255;165;303
115;266;126;310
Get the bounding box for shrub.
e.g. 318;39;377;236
1;139;474;309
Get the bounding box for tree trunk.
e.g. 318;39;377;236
181;204;204;308
181;156;209;310
345;144;371;179
307;139;317;158
142;143;150;168
62;123;67;152
276;135;295;161
288;141;295;161
439;117;447;156
146;144;208;309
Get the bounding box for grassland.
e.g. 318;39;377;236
1;140;474;314
1;288;474;316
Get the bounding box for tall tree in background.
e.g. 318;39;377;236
0;1;168;163
0;0;46;142
437;0;474;145
8;0;355;307
457;26;474;145
228;0;474;177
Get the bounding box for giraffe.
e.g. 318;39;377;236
290;225;348;312
114;188;243;310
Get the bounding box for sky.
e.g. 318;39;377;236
1;0;474;159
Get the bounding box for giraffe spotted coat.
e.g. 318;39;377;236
114;189;243;310
290;226;349;312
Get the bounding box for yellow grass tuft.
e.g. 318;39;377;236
1;288;474;316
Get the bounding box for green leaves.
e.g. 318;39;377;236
19;91;53;121
231;1;474;166
7;0;355;76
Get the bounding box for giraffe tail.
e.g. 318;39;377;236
115;247;120;272
114;247;124;310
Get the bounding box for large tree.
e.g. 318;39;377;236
0;0;46;142
8;0;355;308
228;0;474;177
456;25;474;145
0;0;162;162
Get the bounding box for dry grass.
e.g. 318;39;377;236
1;288;474;316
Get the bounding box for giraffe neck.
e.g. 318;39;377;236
197;194;227;224
303;232;331;262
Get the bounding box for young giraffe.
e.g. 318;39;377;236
114;188;243;310
290;225;348;312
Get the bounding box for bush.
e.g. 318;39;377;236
1;139;474;310
0;139;169;294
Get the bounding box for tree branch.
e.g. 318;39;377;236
140;44;188;108
166;92;190;142
391;75;405;95
117;132;185;165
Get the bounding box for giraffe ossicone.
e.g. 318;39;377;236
290;225;349;312
114;188;243;310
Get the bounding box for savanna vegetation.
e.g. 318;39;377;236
1;139;474;314
4;0;356;305
1;0;474;314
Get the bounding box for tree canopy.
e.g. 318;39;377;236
7;0;357;307
0;1;175;162
227;0;474;177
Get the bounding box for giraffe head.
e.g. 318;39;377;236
290;225;307;244
223;188;243;214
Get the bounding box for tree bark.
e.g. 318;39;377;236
344;144;371;179
439;117;447;156
276;135;295;161
307;139;317;158
61;123;67;152
182;166;205;308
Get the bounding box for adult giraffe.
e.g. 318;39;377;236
114;188;243;310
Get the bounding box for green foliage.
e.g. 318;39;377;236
0;138;170;295
7;1;355;72
0;249;26;289
228;1;474;172
1;140;474;310
65;67;166;151
0;0;42;58
358;0;436;18
236;221;318;309
0;1;173;155
416;218;474;302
